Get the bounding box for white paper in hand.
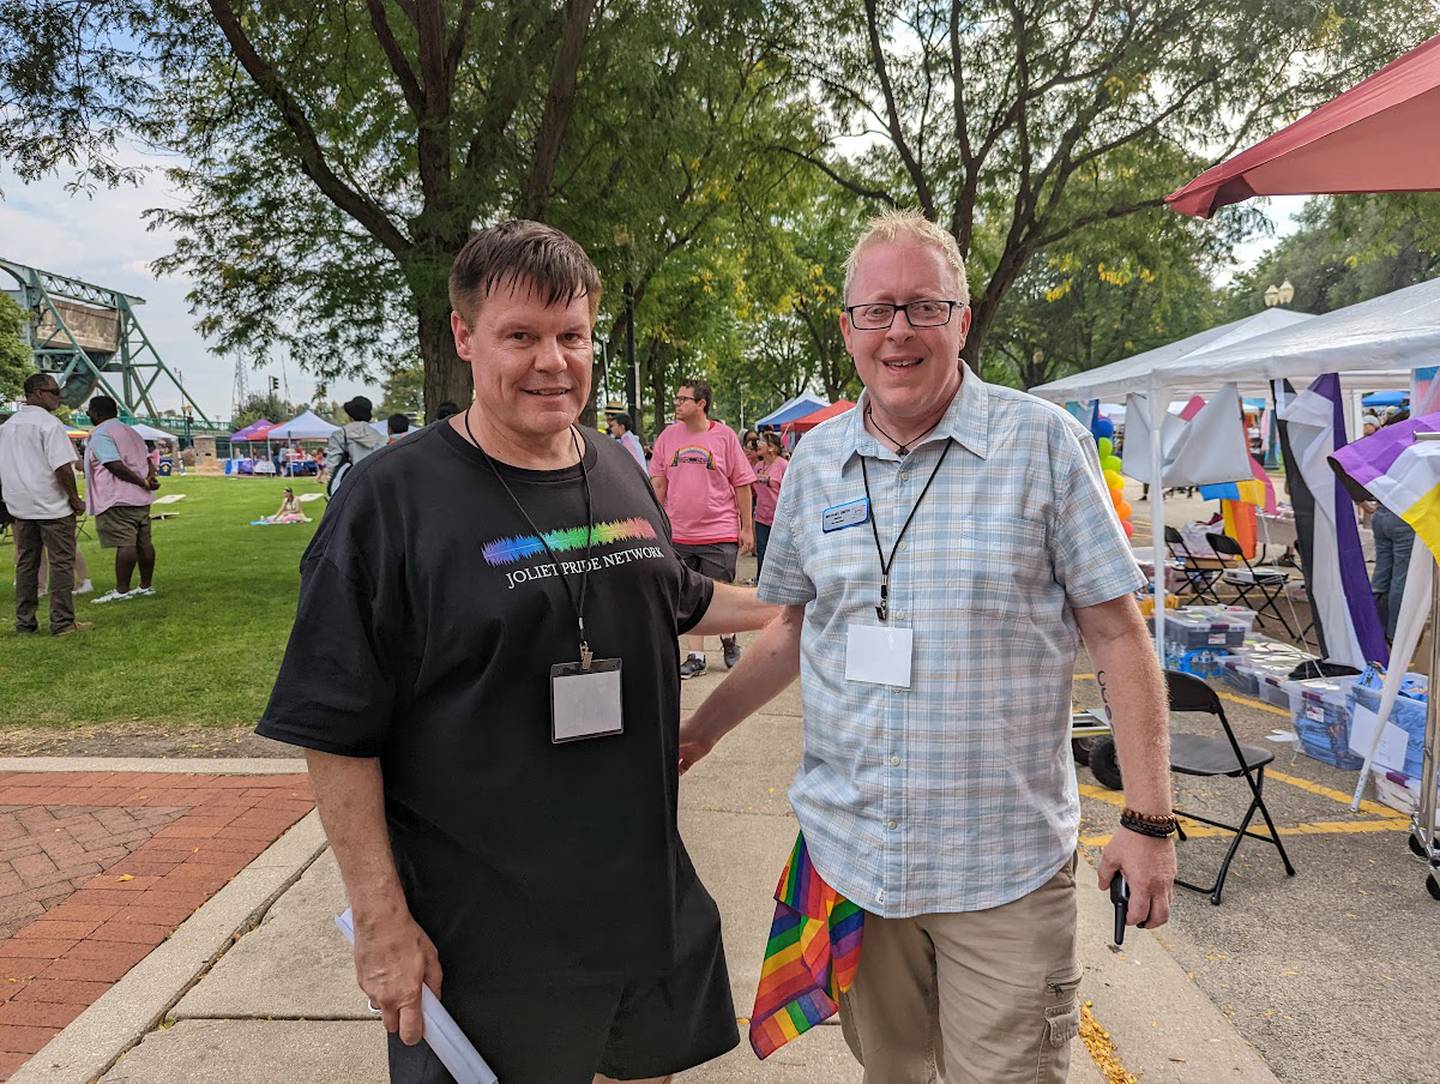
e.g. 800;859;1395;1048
336;908;498;1084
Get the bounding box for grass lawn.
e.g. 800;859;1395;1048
0;474;323;728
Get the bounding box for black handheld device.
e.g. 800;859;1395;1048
1109;873;1129;945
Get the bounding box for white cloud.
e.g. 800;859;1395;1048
0;146;382;420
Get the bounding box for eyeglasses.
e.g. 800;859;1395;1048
36;385;61;397
673;395;698;404
844;299;963;330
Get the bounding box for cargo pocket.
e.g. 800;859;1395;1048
1036;967;1082;1083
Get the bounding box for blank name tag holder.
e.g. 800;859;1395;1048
551;659;625;743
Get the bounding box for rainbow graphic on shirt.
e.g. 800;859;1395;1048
480;516;658;567
670;446;716;470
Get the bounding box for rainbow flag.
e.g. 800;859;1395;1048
1331;411;1440;560
748;834;865;1059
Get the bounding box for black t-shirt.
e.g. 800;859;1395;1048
257;422;716;978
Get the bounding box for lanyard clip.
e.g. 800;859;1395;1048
578;617;592;671
876;580;888;623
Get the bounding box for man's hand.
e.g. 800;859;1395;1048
739;525;755;556
353;909;443;1046
68;495;86;515
1097;829;1177;930
147;475;161;491
678;713;719;775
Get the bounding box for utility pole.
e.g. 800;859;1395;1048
622;281;638;431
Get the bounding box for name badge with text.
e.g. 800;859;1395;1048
823;497;871;533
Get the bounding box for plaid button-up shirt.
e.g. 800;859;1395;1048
757;372;1144;916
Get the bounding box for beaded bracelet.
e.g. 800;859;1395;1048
1119;808;1178;837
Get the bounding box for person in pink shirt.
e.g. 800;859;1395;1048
752;431;788;582
650;377;756;677
83;396;160;604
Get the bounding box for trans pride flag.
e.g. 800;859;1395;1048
748;834;864;1058
1331;410;1440;561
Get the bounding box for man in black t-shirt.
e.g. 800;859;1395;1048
258;221;777;1084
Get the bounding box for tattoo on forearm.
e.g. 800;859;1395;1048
1097;670;1112;715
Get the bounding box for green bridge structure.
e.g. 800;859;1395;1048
2;257;226;438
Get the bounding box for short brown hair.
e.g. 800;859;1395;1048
449;220;602;325
681;377;714;415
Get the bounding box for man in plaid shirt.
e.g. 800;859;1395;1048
681;210;1175;1083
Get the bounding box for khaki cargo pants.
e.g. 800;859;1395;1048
839;854;1081;1084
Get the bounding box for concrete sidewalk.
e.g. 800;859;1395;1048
12;713;1282;1083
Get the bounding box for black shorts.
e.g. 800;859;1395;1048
673;541;738;584
387;923;738;1083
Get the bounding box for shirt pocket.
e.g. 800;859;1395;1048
942;514;1053;618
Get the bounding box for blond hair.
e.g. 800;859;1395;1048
842;209;969;305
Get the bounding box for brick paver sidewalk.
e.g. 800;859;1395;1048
0;771;313;1079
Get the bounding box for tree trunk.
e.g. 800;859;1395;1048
418;305;471;422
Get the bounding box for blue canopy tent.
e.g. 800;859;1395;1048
1361;389;1409;409
754;393;829;429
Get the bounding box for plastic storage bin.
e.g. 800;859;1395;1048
1288;676;1363;769
1347;670;1430;779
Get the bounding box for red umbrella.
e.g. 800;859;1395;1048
783;399;856;434
1167;32;1440;219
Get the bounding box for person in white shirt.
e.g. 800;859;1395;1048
608;412;648;472
0;374;92;635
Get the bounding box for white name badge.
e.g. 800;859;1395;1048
822;497;870;532
550;659;625;743
845;624;913;687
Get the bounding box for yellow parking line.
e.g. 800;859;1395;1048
1079;816;1409;848
1264;770;1397;817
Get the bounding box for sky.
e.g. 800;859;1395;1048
2;148;1307;421
0;147;380;422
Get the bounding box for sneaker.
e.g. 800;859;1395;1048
75;579;94;595
722;637;742;670
53;622;95;636
129;586;156;598
679;655;708;679
92;589;134;605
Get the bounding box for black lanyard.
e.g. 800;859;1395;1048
859;438;953;622
464;413;597;668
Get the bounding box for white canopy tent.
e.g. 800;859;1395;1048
1033;276;1440;654
131;423;176;441
266;410;339;441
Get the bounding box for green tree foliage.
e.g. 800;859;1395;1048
377;363;425;419
1229;194;1440;318
0;293;31;400
797;0;1440;368
230;391;296;431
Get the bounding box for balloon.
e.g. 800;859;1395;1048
1104;469;1123;490
1093;417;1115;440
1101;455;1123;473
1109;486;1124;504
1096;437;1114;458
1116;499;1132;520
1121;519;1134;538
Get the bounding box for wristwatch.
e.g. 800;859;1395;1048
1120;807;1179;838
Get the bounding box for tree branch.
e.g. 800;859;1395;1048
364;0;426;120
205;0;412;258
864;0;935;218
770;144;899;208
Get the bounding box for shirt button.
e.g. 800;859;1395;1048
887;819;898;830
897;541;907;551
889;755;901;767
877;889;886;903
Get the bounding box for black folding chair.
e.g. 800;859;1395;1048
1167;670;1296;905
1206;531;1297;637
1163;526;1224;604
